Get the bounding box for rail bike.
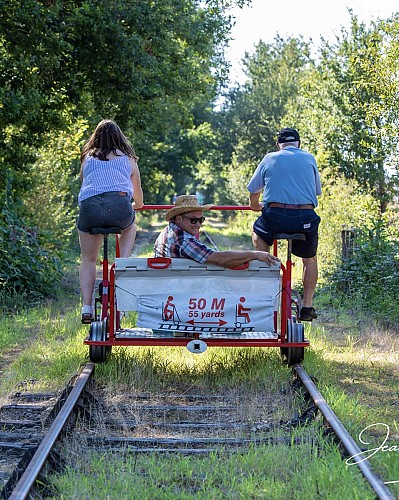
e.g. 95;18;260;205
83;205;309;365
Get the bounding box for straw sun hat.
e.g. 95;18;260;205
165;195;212;220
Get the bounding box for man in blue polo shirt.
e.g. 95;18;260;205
246;128;322;321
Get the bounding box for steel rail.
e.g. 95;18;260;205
9;362;95;500
294;364;395;500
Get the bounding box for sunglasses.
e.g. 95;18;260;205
182;215;205;224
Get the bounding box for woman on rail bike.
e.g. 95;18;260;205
76;119;144;323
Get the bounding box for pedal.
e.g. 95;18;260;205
81;315;93;325
173;331;195;338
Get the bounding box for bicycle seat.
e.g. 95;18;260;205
273;233;306;241
89;226;122;235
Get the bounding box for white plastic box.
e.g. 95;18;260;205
115;258;281;334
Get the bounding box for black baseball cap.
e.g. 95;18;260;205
277;128;300;143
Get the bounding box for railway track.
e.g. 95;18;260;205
0;360;395;499
201;229;395;497
1;364;95;499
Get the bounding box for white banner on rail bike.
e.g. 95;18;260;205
137;292;275;333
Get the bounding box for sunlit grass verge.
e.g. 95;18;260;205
0;303;38;352
49;438;375;499
303;320;399;423
136;211;162;231
302;322;399;496
0;302;88;395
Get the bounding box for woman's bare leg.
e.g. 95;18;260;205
119;222;137;258
78;231;102;307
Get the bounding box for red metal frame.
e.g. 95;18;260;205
109;263;116;341
100;254;109;322
85;205;310;350
85;339;309;347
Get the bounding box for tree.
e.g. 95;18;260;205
317;14;399;212
212;36;313;203
0;0;245;202
0;0;248;298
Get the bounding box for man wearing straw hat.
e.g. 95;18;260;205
154;195;279;268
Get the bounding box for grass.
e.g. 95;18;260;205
301;320;399;493
93;346;290;393
1;303;396;497
45;319;397;498
0;271;88;396
50;440;375;499
0;301;87;396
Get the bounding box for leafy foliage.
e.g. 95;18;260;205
215;14;399;213
23;122;87;253
0;0;245;298
318;15;399;212
326;215;399;320
316;174;380;277
0;0;240;201
217;36;313;203
0;178;62;298
2;3;399;315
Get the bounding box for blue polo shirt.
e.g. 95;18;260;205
247;146;322;207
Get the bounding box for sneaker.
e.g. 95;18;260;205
299;306;317;322
81;305;93;324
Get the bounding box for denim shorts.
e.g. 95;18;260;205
253;207;321;258
77;192;135;233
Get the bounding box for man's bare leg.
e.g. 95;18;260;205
302;256;318;307
252;231;271;252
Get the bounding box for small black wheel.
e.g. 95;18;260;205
89;320;108;363
286;319;305;366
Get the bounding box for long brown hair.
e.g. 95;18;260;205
80;119;138;164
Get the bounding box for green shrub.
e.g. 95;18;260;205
0;188;62;301
326;217;399;320
23;124;85;255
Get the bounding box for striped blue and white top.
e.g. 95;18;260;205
78;155;133;205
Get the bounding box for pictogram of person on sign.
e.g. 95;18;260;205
163;295;176;321
236;297;251;323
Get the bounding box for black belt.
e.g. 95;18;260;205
268;203;314;209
